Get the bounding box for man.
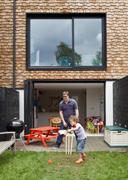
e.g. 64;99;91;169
56;91;79;148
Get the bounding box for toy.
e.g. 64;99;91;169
48;159;53;164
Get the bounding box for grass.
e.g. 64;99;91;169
0;151;128;180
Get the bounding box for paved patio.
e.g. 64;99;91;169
16;136;128;153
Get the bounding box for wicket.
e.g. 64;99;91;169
65;132;75;155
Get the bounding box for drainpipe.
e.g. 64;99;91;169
12;0;16;89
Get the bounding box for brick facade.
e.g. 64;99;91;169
0;0;128;88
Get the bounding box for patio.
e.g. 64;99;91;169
16;136;128;153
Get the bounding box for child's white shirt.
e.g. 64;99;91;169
72;123;87;140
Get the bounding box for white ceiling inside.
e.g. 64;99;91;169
34;82;104;90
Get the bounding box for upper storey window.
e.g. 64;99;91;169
26;13;106;70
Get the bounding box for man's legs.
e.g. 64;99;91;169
56;121;71;147
56;123;65;147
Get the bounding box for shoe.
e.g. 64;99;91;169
52;143;61;150
82;153;87;161
55;143;61;148
75;158;83;164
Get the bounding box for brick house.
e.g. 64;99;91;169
0;0;128;133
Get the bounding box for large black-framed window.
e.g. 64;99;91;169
26;13;106;70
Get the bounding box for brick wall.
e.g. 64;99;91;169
0;0;128;88
0;0;13;87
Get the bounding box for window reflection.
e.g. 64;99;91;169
29;16;104;68
30;19;72;67
74;19;102;66
55;42;81;67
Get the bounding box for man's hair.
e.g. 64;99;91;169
69;115;79;123
62;91;69;96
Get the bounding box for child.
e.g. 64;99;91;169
68;115;87;164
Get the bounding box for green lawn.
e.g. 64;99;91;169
0;151;128;180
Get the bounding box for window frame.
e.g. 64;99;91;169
26;13;106;71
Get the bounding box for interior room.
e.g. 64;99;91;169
33;82;105;134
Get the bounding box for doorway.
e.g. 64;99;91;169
24;80;105;134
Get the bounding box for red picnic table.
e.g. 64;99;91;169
24;126;60;147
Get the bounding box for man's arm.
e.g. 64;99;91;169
59;110;67;127
75;108;79;118
73;99;79;118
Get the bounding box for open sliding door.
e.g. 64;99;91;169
24;79;34;134
113;76;128;129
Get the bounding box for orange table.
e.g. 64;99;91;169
25;126;59;147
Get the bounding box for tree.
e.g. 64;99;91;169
92;51;102;66
55;42;81;67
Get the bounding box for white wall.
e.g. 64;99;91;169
86;87;104;119
17;90;24;122
105;81;114;125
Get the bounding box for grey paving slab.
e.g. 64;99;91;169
16;136;128;153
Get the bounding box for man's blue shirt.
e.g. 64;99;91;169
59;98;78;122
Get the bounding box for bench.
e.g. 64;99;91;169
0;132;16;155
24;133;58;147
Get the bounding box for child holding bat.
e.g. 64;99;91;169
68;115;87;164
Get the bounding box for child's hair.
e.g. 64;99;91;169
69;115;79;123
